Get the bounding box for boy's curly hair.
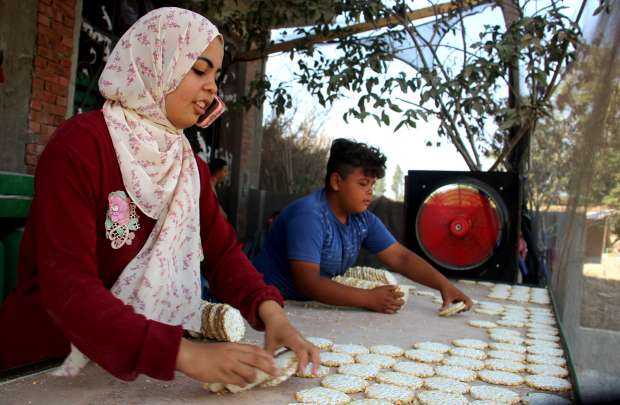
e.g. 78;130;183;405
324;138;387;188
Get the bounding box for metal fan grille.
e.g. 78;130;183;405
415;183;504;270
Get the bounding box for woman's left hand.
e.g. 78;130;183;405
259;301;320;375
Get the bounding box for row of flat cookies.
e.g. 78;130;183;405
304;337;571;393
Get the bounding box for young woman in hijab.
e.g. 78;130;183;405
0;7;318;386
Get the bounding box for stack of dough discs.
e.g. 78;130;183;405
485;359;526;373
438;301;467;316
321;352;355;367
529;326;559;336
527;354;567;367
260;350;299;387
343;267;398;285
470;385;520;404
404;349;444;363
526;339;560;349
349;399;392;405
208;350;296;393
295;387;350;404
449;347;487;360
296;363;331;378
523;392;571;404
332;276;383;290
434;365;477;382
489;342;527;353
478;369;524;386
527;364;569;377
365;383;415;403
414;342;451;354
527;332;560;342
375;371;424;389
452;339;488;350
338;363;381;379
489;327;522;336
370;344;404;357
356;353;397;368
489;333;525;345
475;307;503;316
307;337;334;350
525;375;572;392
497;319;525;328
392;361;435;377
321;374;368;393
527;346;564;357
487;350;525;362
442;356;485;371
332;344;370;355
423;377;470;394
468;320;498;329
416;390;469;405
459;279;477;285
200;303;245;342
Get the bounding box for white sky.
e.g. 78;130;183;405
263;1;584;199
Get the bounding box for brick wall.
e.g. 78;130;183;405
25;0;77;173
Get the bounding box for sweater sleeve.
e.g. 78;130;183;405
34;131;182;382
197;159;284;330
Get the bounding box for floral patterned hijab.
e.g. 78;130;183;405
54;7;221;376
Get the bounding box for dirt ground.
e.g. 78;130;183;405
0;280;573;404
581;253;620;331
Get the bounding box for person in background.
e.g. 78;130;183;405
253;138;473;314
208;157;229;193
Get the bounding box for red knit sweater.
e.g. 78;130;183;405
0;110;283;380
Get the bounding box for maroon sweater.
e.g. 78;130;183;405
0;110;283;380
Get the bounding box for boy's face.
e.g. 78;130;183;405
333;167;376;213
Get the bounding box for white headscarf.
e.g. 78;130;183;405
54;7;221;376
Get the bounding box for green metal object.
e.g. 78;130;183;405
0;171;34;197
2;229;23;298
0;241;5;304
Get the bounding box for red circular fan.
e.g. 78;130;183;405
415;183;503;270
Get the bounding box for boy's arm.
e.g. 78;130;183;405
376;242;473;310
290;260;403;314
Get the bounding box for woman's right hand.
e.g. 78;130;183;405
365;285;404;314
175;338;279;385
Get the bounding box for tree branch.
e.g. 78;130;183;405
232;0;491;63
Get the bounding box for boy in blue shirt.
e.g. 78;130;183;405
253;139;472;313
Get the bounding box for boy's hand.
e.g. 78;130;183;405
365;285;404;314
259;301;321;375
176;339;278;385
439;283;473;311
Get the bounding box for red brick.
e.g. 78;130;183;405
57;76;69;87
40;0;52;5
58;1;75;18
37;46;56;61
57;96;67;107
44;80;67;97
25;153;38;167
32;110;52;125
32;78;45;92
37;13;51;27
40;124;57;139
32;89;56;104
29;121;41;134
30;99;42;111
34;57;48;69
38;3;52;16
52;114;65;126
61;36;73;48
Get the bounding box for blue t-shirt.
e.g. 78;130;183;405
252;189;397;300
